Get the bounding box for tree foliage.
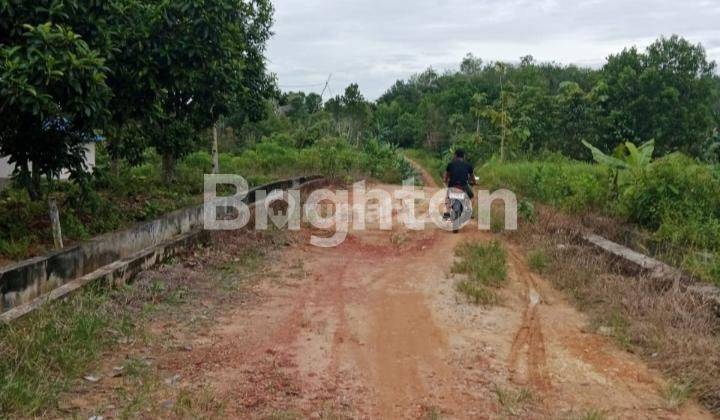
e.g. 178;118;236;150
0;21;110;199
374;35;719;166
0;0;275;196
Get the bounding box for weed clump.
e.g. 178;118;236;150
452;240;507;304
527;249;550;273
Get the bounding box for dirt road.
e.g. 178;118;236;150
62;181;712;419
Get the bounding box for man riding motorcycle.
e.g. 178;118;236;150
444;148;476;199
443;149;476;222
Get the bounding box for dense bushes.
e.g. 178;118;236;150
453;153;720;283
482;159;610;212
0;136;414;261
205;136;414;185
620;156;720;233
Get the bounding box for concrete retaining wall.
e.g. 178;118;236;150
583;233;720;314
0;176;323;314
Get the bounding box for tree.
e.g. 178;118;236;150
103;0;158;169
143;0;274;182
395;113;422;147
460;53;483;76
0;23;110;199
583;139;656;196
283;92;308;120
554;82;593;158
326;84;371;143
305;93;323;114
599;36;718;155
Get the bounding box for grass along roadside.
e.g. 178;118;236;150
0;283;134;416
452;240;508;305
0;228;286;418
481;157;720;284
403;150;720;284
508;206;720;414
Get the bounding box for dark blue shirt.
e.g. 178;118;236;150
446;159;474;188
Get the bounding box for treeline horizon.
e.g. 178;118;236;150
274;34;719;165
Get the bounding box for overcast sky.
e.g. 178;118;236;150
267;0;720;100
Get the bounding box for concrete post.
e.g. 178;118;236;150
48;199;63;249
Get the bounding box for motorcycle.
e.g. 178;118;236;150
445;176;478;233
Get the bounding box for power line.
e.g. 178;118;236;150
278;82;326;89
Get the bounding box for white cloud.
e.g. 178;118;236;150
267;0;720;100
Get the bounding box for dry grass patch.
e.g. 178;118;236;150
509;206;720;414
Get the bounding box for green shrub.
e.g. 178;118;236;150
481;160;610;212
452;240;507;304
478;154;720;284
0;238;32;260
620;155;720;250
518;199;536;223
527;249;550;273
0;134;412;261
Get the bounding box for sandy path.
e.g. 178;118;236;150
405;156;439;188
163;183;709;419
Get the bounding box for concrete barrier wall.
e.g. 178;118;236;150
0;176;323;313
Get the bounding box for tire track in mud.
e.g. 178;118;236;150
507;248;550;391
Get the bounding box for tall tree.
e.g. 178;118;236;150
599;35;718;155
143;0;274;182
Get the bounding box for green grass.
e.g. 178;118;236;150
0;271;218;416
0;222;286;417
490;209;506;234
479;155;720;285
481;159;610;213
0;237;32;260
452;240;507;304
0;284;135;416
527;249;550;273
493;386;533;416
174;387;226;419
663;380;694;409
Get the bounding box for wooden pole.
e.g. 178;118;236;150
48;199;63;249
212;123;220;175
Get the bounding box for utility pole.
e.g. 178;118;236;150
320;74;332;100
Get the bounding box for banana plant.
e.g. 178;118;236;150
582;139;655;196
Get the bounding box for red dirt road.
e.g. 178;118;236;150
62;181;712;419
174;183;710;419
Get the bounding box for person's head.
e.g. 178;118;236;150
454;149;465;160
